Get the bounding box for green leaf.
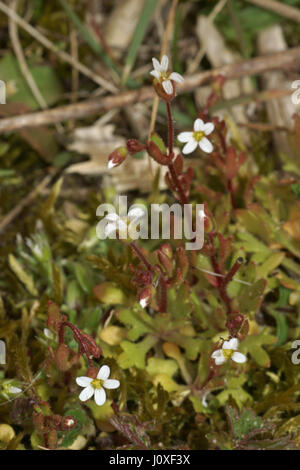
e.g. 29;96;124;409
93;282;127;305
256;252;285;279
60;408;86;448
118;335;157;369
146;357;178;378
226;406;263;441
240;329;277;367
122;0;159;84
0;54;62;109
8;254;38;296
118;308;153;341
239;279;266;313
110;413;151;449
58;0;119;77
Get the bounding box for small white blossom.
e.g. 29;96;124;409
211;338;247;366
150;55;184;95
76;365;120;406
103;207;146;239
178;118;214;155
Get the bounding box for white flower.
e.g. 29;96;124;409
103;207;146;239
211;338;247;366
150;55;184;95
76;365;120;406
177;118;214;155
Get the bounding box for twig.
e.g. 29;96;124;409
1;46;300;132
245;0;300;23
9;0;47;110
8;0;63;134
0;0;117;93
187;0;228;74
70;25;79;104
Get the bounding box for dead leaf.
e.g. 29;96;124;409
66;120;167;193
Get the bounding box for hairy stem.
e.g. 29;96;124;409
166;101;189;205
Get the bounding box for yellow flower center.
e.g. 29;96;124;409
222;349;234;360
91;379;103;389
193;131;205;142
160;72;170;81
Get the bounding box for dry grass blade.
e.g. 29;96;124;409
0;0;117;93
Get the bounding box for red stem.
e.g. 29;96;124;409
166;102;189;206
59;321;93;367
208;233;234;316
131;242;155;273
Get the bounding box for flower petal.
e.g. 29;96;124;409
94;388;106;406
232;352;247;364
8;386;22;394
104;222;117;238
203;122;214;135
76;376;93;388
160;54;169;72
79;386;94;402
194;118;205;132
128;207;146;220
108;160;117;169
211;350;226;365
97;365;110;380
105;213;119;222
177;132;193;143
223;338;239;350
150;70;160;80
182;138;198;155
152;57;162;72
104;379;120;390
199;137;213;154
169;72;184;84
162;80;173;95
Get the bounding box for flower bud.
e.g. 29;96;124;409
160;243;173;258
46;301;61;332
62;416;76;431
126;139;145;155
47;429;58;449
55;343;70;371
158;250;174;276
175;247;189;279
162;342;181;360
153;80;176;102
147;142;169;165
138;286;154;309
107;146;128;169
147;133;169;165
